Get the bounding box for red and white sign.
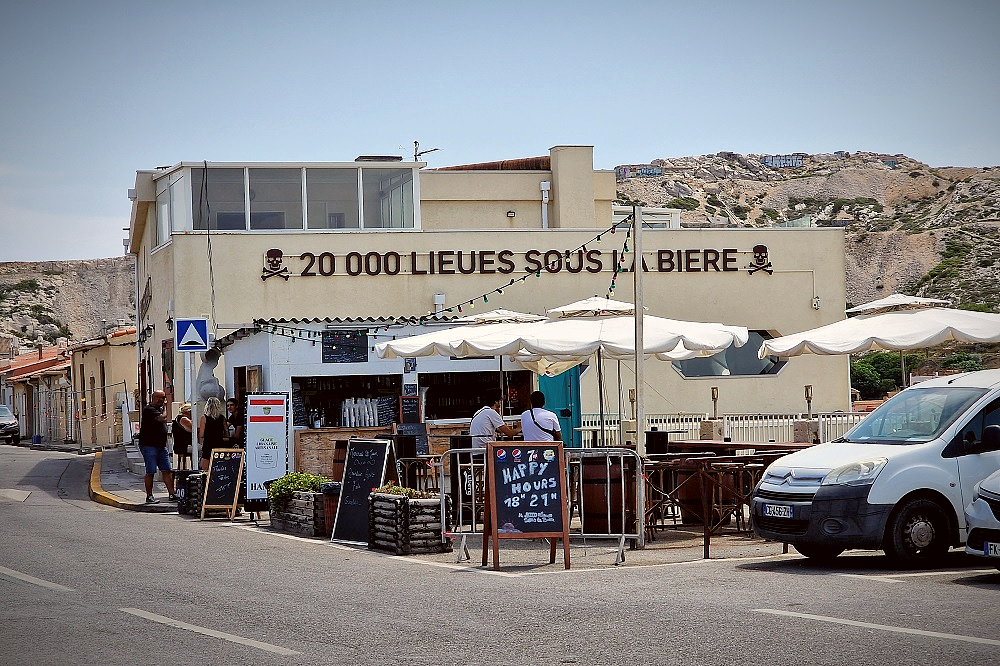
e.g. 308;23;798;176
245;393;289;501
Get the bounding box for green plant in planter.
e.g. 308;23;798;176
267;472;330;511
373;480;435;499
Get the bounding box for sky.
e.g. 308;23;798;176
1;0;998;262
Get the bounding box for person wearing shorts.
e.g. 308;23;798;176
139;389;176;504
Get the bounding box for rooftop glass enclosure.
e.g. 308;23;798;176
152;164;417;246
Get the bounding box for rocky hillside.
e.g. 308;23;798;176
0;257;134;352
615;151;1000;312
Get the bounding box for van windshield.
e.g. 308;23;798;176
841;387;987;444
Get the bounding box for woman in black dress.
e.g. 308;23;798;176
172;403;193;469
198;397;227;471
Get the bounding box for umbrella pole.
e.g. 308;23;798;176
598;348;606;447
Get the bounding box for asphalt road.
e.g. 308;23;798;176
2;444;998;666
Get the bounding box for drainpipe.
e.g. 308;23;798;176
539;181;550;228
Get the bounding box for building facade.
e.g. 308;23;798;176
127;145;849;429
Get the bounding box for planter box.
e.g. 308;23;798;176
368;492;453;555
269;491;326;538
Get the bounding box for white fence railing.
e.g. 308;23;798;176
816;412;869;441
580;411;870;446
722;413;801;443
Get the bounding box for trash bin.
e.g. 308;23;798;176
31;434;42;445
174;470;198;515
321;482;342;537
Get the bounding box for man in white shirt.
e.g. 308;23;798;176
470;391;520;447
520;391;562;442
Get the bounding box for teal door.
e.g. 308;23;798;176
538;367;582;448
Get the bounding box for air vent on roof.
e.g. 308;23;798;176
355;155;403;162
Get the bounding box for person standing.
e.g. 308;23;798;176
225;397;244;448
198;396;227;471
520;391;562;442
139;389;176;504
470;390;520;447
172;403;193;469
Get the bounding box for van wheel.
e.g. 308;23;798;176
793;543;844;561
883;498;950;566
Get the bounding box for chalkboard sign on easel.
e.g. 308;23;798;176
399;396;420;424
484;442;570;570
331;438;390;544
201;449;245;521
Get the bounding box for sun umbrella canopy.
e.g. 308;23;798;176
759;307;1000;358
376;304;748;366
546;296;641;318
845;293;951;315
453;314;747;360
454;308;546;324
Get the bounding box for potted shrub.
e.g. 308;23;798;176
368;481;452;555
267;472;331;537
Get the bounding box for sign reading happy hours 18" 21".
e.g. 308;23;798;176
244;394;289;503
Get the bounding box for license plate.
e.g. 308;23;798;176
986;542;1000;558
762;503;793;519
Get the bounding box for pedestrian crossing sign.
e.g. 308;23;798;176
175;318;210;353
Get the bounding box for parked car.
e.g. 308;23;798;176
964;467;1000;569
752;370;1000;566
0;405;20;444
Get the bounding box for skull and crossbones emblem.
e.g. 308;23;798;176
261;248;290;281
747;244;773;275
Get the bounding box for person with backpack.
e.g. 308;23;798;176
520;391;561;442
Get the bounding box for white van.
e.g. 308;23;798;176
964;468;1000;568
752;369;1000;565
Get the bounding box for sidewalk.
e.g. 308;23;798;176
89;444;182;513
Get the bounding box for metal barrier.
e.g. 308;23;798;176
435;446;645;564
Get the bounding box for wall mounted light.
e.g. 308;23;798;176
506;210;516;218
166;316;173;332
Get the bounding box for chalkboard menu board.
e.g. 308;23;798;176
399;396;420;424
331;439;390;544
393;422;429;456
291;382;307;427
376;395;396;427
201;449;245;520
485;442;570;570
322;330;368;363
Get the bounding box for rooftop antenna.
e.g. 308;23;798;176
414;140;440;163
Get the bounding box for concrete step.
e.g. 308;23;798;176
124;443;147;475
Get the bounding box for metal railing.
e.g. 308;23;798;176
816;412;869;441
435;446;645;564
722;413;801;443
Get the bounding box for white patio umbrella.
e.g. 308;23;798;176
376;297;749;446
759;306;1000;358
844;293;950;315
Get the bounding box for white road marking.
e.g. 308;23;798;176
0;565;74;592
754;609;1000;647
0;489;31;502
838;569;997;583
120;608;300;656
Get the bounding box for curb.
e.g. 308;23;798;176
89;450;143;511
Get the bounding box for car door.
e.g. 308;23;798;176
950;397;1000;523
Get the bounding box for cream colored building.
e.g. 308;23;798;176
127;145;849;434
69;326;136;447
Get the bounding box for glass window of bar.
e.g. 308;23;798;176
306;168;360;229
249;168;303;230
192;168;246;230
